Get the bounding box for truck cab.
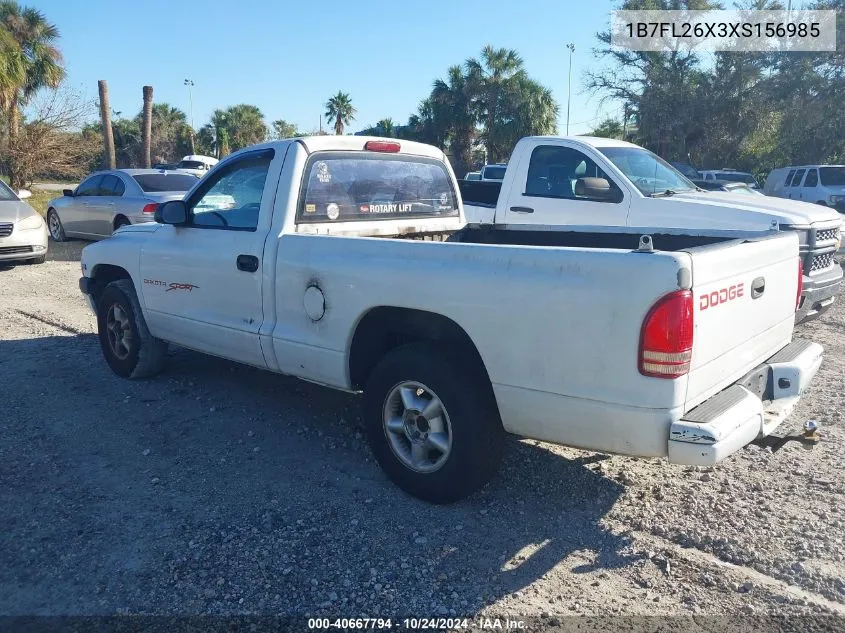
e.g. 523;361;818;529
461;136;843;323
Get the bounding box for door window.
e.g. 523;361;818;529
784;170;796;186
524;145;622;202
99;175;125;196
186;150;273;231
76;175;105;197
804;169;818;187
790;169;806;186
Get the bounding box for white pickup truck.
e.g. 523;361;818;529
79;136;822;503
460;136;843;323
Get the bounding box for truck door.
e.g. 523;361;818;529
501;142;630;226
139;147;284;368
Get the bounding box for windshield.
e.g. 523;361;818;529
133;173;198;192
716;172;757;186
482;166;506;180
0;179;17;201
598;147;696;195
178;160;207;170
819;167;845;186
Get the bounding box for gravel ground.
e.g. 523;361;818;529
1;240;844;623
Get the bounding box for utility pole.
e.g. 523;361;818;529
184;79;196;154
566;43;575;135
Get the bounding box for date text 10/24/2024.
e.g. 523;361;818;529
308;617;527;630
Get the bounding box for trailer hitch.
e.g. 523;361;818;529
753;420;820;452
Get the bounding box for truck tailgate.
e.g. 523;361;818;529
685;232;799;410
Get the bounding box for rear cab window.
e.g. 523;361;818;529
296;152;458;224
133;173;199;192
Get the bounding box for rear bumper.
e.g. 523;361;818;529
796;264;842;323
668;339;823;466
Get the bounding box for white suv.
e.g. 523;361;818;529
764;165;845;213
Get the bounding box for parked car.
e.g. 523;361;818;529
463;171;481;181
0;182;48;264
764;165;845;212
670;161;700;179
78;136;821;503
699;169;761;189
460;136;843;323
152;162;180;170
691;179;765;196
46;169;200;241
176;154;218;178
480;163;507;181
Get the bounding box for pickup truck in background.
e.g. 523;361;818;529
480;163;507;181
79;136;821;503
460;136;843;323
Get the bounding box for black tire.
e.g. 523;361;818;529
363;342;504;504
817;201;828;206
46;208;66;242
96;279;168;379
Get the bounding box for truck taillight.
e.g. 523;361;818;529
142;203;158;214
639;290;694;379
796;259;803;311
364;140;400;153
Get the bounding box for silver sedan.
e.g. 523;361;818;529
46;169;199;241
0;183;48;264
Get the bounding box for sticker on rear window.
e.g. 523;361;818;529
305;203;316;213
326;203;340;220
316;162;331;183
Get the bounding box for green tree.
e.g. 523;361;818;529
376;117;395;137
325;91;356;135
222;104;267;150
135;103;191;162
589;117;624;139
465;46;558;162
432;66;476;175
271;118;298;139
0;1;65;188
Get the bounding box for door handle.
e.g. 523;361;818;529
237;254;259;272
751;276;766;299
510;206;534;214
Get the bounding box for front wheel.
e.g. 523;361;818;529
96;279;168;379
363;343;504;503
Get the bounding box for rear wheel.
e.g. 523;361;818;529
46;209;66;242
96;279;168;379
363;343;504;503
113;216;130;232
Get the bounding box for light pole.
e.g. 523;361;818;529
184;79;196;154
566;43;575;135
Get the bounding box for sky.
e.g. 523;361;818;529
34;0;621;136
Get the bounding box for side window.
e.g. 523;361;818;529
187;151;273;231
791;169;806;186
99;175;124;196
76;175;104;197
804;169;818;187
524;145;621;202
784;169;796;186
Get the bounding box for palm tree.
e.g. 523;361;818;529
0;26;24;114
0;1;65;188
97;79;116;168
377;117;395;137
465;46;526;162
222;104;266;150
432;65;476;176
325;91;356;135
141;85;153;168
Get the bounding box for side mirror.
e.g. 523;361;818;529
154;200;188;225
575;177;619;201
17;189;32;200
63;188;74;197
